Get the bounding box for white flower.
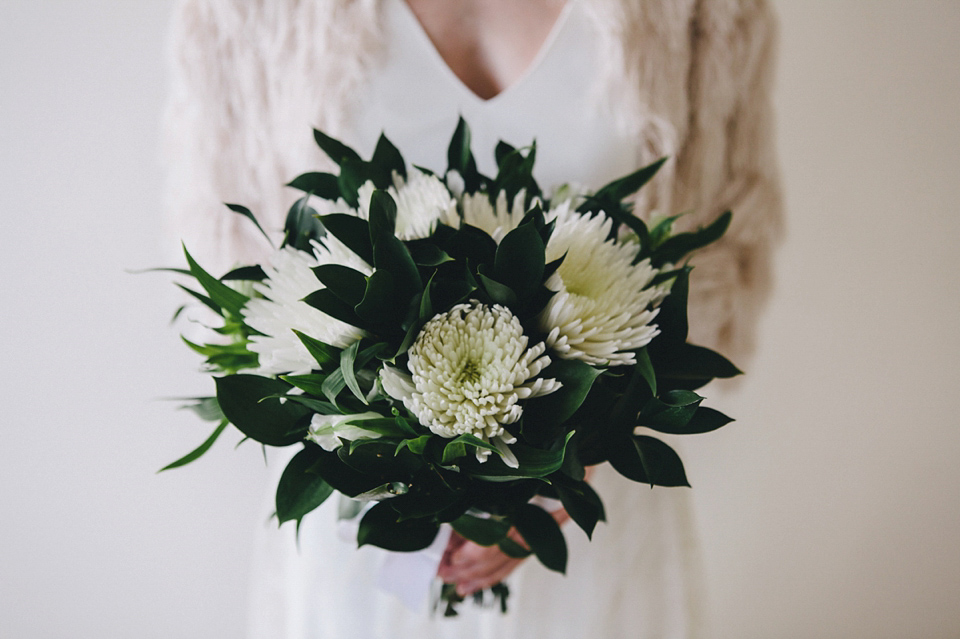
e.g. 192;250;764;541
440;189;529;243
356;169;456;240
539;211;668;367
306;412;383;451
243;239;371;375
380;302;560;465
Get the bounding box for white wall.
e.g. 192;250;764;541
1;1;958;638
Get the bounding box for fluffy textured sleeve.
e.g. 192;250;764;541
673;0;785;366
162;0;286;274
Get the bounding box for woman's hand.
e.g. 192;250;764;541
437;467;592;596
436;527;529;597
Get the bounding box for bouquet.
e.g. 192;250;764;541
162;119;739;614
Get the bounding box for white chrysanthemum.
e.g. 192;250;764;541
243;239;371;375
380;302;560;465
356;169;456;240
539;211;669;367
439;189;529;243
306;412;383;451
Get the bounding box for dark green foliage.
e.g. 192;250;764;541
165;121;741;605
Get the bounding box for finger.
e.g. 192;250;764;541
443;546;514;583
457;558;524;596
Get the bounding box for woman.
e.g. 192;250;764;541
164;1;782;636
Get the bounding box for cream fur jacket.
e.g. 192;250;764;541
164;0;783;364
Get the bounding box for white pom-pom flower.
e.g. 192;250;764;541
440;189;529;243
243;239;371;376
380;302;561;465
356;169;456;240
539;211;669;367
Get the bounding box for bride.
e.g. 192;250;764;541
164;1;782;637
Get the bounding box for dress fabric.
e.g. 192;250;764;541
247;2;704;638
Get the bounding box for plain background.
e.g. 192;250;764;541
2;1;958;637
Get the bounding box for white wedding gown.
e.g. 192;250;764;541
248;2;704;637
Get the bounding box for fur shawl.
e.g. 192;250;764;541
164;0;783;364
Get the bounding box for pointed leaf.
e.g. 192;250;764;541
318;214;374;265
225;203;273;247
276;446;334;525
312;264;368;307
372;133;406;179
452;514;510;546
357;500;439;551
159;420;228;472
513;504;567;573
313;129;362;166
340;341;367;405
215;375;310;446
286;172;342;199
182;245;249;317
292;330;341;372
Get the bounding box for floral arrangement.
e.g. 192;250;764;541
163;119;739;614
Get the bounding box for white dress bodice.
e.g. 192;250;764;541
247;3;703;637
347;0;638;192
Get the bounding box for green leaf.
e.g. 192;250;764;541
276;446;334;525
339;341;368;405
446;117;483;193
313;129;362;166
224;203;274;247
594;157;667;202
440;434;499;464
650;268;690;347
476;273;517;307
513;504;567;573
175;283;221;316
177;396;224;422
308;444;385;497
657;343;742;380
282;194;325;252
652;211;732;268
494;222;545;298
452;514;510;546
318;214;374;265
279;373;329;397
638;391;703;432
554;476;606;540
215;375;310;446
495;140;516;168
647;406;733;435
608;435;690;487
635;347;657;395
368;189;398;244
320;367;347;406
373;235;422;301
159;420;228;472
407;242;452;267
522;359;602;437
372;133;406;180
292;330;341;372
302;288;365;330
396;435;433;456
498;536;532;559
182;245;249;318
220;265;267;282
312;264;368;307
462;432;575;480
355;269;401;326
275;393;339;415
286;172;342;199
357;501;439;551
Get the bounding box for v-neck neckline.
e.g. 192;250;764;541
394;0;574;106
